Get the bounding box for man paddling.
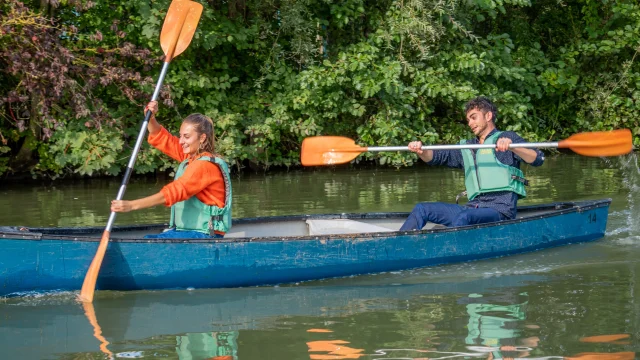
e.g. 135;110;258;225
400;96;545;231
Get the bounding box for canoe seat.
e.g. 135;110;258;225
424;222;447;230
306;219;395;236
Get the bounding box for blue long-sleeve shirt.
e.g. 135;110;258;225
426;129;545;219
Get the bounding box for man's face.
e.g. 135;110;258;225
466;108;492;137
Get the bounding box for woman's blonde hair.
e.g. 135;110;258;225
183;113;216;155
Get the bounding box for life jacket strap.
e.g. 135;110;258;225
511;174;529;186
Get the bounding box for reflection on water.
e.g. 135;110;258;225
580;334;631;344
307;332;365;359
464;292;534;358
0;264;636;359
83;301;114;359
83;305;241;359
566;353;635;360
176;331;238;360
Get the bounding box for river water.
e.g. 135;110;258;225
1;154;639;359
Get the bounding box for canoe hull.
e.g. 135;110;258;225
0;200;610;296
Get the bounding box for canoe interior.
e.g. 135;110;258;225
0;201;604;240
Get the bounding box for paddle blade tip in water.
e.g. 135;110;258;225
79;231;112;303
77;293;92;303
160;0;204;61
301;136;366;166
559;129;634;157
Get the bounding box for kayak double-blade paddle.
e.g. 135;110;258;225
301;129;634;166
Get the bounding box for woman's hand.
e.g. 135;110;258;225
110;193;166;213
145;101;161;134
111;200;135;213
144;101;158;118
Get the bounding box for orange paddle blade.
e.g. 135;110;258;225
78;231;111;302
558;129;633;157
301;136;367;166
160;0;204;61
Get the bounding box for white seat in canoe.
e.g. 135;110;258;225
306;219;395;236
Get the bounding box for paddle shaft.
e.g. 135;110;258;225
104;62;169;232
106;0;195;222
78;63;169;303
366;142;559;152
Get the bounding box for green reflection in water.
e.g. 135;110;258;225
176;331;238;360
465;293;527;346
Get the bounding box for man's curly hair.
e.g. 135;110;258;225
464;96;498;122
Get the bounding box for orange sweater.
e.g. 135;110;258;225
148;126;226;210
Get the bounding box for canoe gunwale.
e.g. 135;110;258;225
0;199;611;243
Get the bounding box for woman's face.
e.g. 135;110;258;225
179;122;206;156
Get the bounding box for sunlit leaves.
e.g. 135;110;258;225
50;126;124;176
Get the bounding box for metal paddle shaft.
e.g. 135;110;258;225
367;142;559;152
104;63;168;232
79;0;204;303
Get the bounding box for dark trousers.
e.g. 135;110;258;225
399;202;506;231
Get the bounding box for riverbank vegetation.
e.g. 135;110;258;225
1;0;639;178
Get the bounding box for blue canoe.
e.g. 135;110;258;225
0;199;610;297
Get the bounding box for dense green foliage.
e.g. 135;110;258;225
1;0;639;178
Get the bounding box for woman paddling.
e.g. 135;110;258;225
110;101;232;238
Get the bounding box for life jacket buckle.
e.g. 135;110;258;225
511;174;529;186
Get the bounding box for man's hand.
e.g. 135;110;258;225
496;137;512;152
407;141;434;162
408;141;424;154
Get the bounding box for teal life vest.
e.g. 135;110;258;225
169;155;233;235
460;131;527;201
